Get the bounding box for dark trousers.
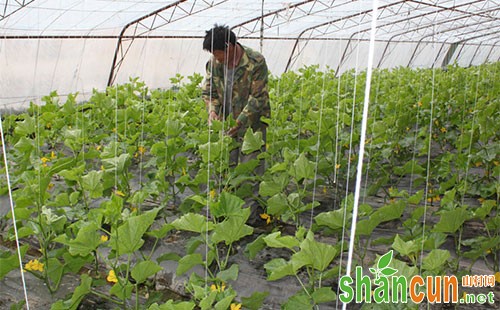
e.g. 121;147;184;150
229;128;266;176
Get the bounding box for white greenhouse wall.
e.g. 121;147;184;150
0;39;116;108
1;37;499;109
113;38;207;89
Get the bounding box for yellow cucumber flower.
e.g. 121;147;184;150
209;189;216;200
260;213;272;225
25;259;44;272
230;303;242;310
210;283;226;293
107;270;118;283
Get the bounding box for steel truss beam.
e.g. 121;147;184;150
232;0;334;38
381;4;498;67
107;0;226;86
284;0;407;72
407;19;499;67
438;30;500;68
1;0;34;20
283;0;499;72
485;38;500;62
336;0;489;67
377;0;498;67
433;30;500;67
230;0;316;53
323;0;498;71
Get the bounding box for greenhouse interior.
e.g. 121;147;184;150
0;0;499;309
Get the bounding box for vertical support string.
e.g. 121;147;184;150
136;35;152;207
361;73;381;205
460;66;481;207
309;35;332;228
419;44;437;276
260;0;264;54
0;116;31;309
408;75;424;196
333;30;343;191
342;4;378;310
338;2;364;301
337;12;362;308
218;27;232;193
204;27;216;291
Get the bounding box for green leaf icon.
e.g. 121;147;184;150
380;267;398;277
377;250;393;270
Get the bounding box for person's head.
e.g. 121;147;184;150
203;24;237;63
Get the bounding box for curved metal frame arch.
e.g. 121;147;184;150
284;0;407;72
451;31;500;66
108;0;337;85
336;0;483;71
485;38;500;62
230;0;315;36
307;0;497;71
406;18;499;67
107;1;185;86
283;0;499;72
107;0;227;86
376;3;499;68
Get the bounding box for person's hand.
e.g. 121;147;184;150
208;111;220;125
226;120;242;137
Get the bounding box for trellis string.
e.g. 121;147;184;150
419;41;437;276
309;37;331;229
343;2;379;310
204;27;216;291
337;1;364;297
0;116;30;309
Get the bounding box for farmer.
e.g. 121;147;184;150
201;24;270;175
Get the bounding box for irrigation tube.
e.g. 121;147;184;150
0;115;31;310
342;1;378;309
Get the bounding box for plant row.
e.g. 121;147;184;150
0;63;498;309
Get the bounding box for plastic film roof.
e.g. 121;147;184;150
1;1;498;41
1;0;499;108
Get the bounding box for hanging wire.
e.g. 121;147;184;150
419;38;437;277
309;35;331;228
454;64;482;262
76;37;89;174
408;75;424;196
333;40;342;190
0;117;30;308
361;72;381;205
460;66;481;207
337;2;365;299
136;33;152;209
342;3;379;310
114;80;119;193
204;26;215;292
217;27;232;194
269;72;280;169
164;34;176;208
32;8;46;310
297;78;304;155
335;16;356;309
260;0;264;53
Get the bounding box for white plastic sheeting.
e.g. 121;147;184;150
1;0;499;108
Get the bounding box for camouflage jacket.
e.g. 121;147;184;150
202;44;270;132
